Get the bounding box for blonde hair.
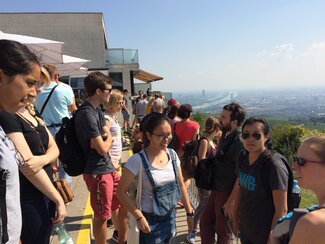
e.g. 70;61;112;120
103;89;123;111
302;135;325;161
40;67;50;87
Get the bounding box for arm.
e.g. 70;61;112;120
25;170;66;224
177;165;194;232
192;128;200;141
223;178;240;220
117;168;151;233
197;139;208;161
8;131;59;175
90;134;113;156
271;190;287;229
7;132;65;224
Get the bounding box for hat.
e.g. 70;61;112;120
167;98;178;106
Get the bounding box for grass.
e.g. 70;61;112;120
300;188;318;208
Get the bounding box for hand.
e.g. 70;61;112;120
186;216;194;232
232;217;240;238
52;198;66;225
222;200;234;220
20;157;44;175
137;217;151;233
112;161;120;170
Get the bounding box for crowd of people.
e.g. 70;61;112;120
0;39;325;244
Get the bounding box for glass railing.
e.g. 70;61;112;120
106;48;139;65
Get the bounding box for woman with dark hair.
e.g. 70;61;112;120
117;112;194;243
231;117;288;244
0;40;66;244
174;104;200;156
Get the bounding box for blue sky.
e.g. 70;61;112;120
2;1;325;92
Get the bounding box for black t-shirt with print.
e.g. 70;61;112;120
238;150;289;243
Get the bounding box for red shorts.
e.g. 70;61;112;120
83;171;121;220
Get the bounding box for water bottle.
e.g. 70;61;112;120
54;223;74;244
291;180;301;210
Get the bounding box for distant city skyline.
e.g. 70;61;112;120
2;1;325;92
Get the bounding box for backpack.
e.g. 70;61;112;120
272;205;325;243
181;135;207;179
239;150;297;212
55;107;87;176
195;133;239;190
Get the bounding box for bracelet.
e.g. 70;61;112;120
136;216;143;222
186;211;194;217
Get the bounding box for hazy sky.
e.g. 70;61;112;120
2;0;325;92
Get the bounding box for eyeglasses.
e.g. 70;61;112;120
294;156;323;167
241;132;262;140
151;132;173;141
35;80;44;89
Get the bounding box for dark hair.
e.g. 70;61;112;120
168;105;179;120
242;116;272;150
177;104;193;119
223;102;246;126
0;40;40;76
142;112;170;146
84;71;112;96
204;116;221;134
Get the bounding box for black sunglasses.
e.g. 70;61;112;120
293;156;323;167
102;88;112;93
241;132;262;140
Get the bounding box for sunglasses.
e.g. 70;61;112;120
241;132;262;140
294;156;323;167
102;88;112;93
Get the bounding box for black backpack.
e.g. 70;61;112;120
55;107;87;176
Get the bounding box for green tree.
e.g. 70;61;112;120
271;125;322;164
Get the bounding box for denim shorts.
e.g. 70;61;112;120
140;208;176;244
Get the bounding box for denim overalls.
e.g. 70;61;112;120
139;148;181;244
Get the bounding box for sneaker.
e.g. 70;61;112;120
111;230;119;243
186;231;196;244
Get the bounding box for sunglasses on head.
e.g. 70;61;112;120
241;132;262;140
293;156;323;167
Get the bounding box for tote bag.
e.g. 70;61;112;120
127;160;143;244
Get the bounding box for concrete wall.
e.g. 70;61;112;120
0;13;107;69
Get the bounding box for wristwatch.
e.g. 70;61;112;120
186;211;194;217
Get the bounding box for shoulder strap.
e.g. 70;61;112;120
0;169;9;243
40;85;58;115
167;148;178;179
139;151;157;188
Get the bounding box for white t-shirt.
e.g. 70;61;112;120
125;149;180;213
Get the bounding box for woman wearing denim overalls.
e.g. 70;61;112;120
117;112;194;243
